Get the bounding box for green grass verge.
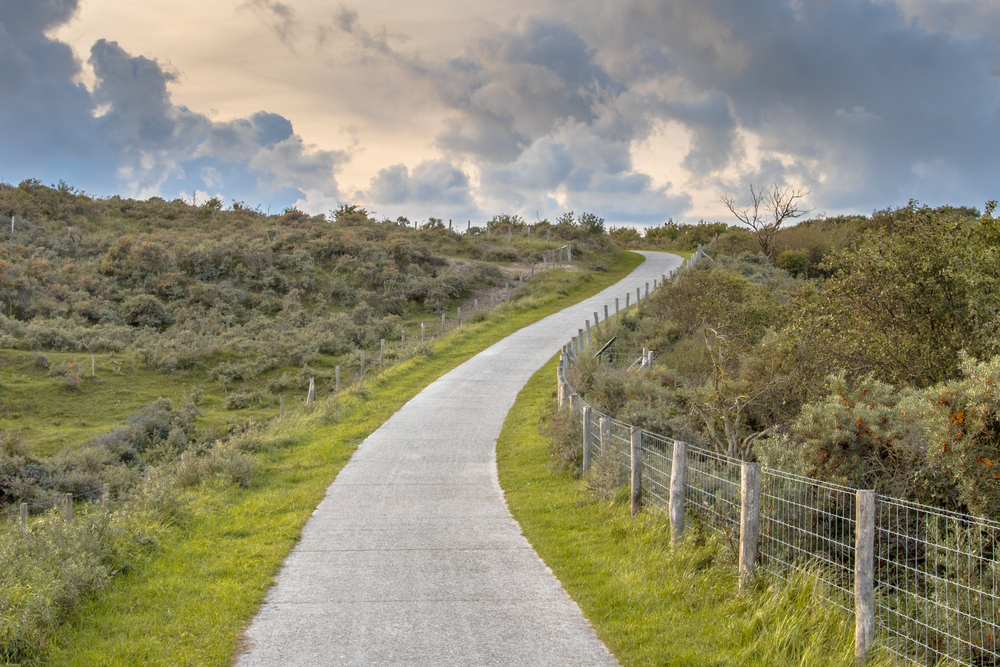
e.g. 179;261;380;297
497;355;896;667
43;252;644;666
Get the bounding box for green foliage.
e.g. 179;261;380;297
775;249;809;277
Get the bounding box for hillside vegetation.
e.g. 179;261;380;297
578;202;1000;517
0;178;628;663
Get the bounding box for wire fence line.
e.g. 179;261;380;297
556;271;1000;666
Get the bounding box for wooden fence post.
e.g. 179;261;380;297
567;241;572;262
442;312;446;331
739;462;761;591
625;292;630;315
636;287;641;307
585;320;591;345
458;306;462;325
558;381;567;409
645;283;649;300
605;304;609;322
421;322;425;342
856;490;876;665
381;338;385;366
630;426;642;515
102;483;110;510
19;503;26;532
335;366;340;392
600;417;610;456
582;406;592;473
63;494;72;524
593;311;600;334
615;298;619;316
361;351;365;376
569;393;578;413
670;440;688;542
307;378;315;405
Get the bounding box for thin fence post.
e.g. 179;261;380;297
307;377;315;405
642;347;649;369
670;440;688;542
625;292;630;315
593;311;600;334
474;298;478;310
585;320;591;345
739;462;761;592
335;366;340;392
582;406;592;473
630;426;642;516
558;381;567;409
569;393;578;413
578;329;584;351
102;483;110;510
421;322;425;342
654;278;658;290
361;351;365;376
442;312;446;331
636;287;641;307
645;282;649;300
458;306;462;325
615;298;619;316
567;241;572;262
280;395;285;416
63;494;72;524
381;339;385;366
604;304;609;322
600;416;610;454
20;503;26;532
856;490;876;665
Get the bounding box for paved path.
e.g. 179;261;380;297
236;252;683;666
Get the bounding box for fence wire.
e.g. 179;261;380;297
759;469;857;612
561;318;1000;667
875;498;1000;665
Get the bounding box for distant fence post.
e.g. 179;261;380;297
558;381;568;409
421;322;425;342
604;304;609;322
739;462;761;592
361;351;365;376
457;306;462;326
593;311;600;334
636;287;641;307
645;282;649;300
856;490;876;665
307;377;315;405
582;406;592;473
600;417;610;456
585;319;591;345
335;366;340;392
615;298;619;316
19;503;27;532
442;312;446;331
102;483;110;510
381;338;385;366
625;292;630;314
642;347;649;369
578;329;584;351
63;493;72;524
630;426;642;516
669;440;688;542
567;241;572;262
569;392;578;413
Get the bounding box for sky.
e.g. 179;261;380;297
1;0;999;225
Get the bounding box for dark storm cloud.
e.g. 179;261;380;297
0;0;345;208
572;0;1000;209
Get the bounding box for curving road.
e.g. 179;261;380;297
236;251;683;666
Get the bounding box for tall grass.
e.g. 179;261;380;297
497;354;897;667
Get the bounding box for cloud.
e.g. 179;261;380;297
0;2;347;211
239;0;300;48
357;159;480;220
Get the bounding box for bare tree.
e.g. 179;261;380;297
720;183;810;257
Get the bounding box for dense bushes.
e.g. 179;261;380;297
572;202;1000;517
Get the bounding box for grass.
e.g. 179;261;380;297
497;355;897;667
39;251;644;666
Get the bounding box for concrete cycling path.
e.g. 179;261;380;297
237;251;683;666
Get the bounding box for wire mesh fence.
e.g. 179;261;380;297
759;469;857;613
875;498;1000;665
561;337;1000;667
